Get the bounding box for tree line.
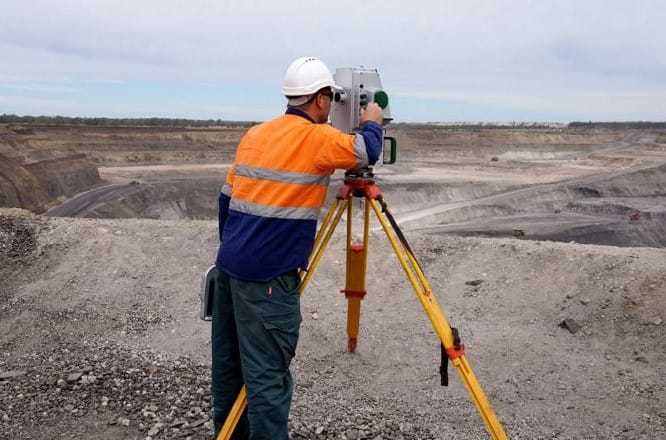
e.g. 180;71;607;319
0;114;256;128
568;121;666;129
1;114;664;129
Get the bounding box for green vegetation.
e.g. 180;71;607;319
0;114;257;128
392;121;666;130
568;121;666;129
2;114;664;130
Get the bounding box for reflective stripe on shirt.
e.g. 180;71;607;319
221;182;232;197
353;134;369;166
234;165;331;186
229;198;320;220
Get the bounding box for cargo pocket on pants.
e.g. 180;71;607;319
261;312;301;369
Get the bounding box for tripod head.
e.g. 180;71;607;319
330;67;397;165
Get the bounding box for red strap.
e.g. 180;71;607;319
445;344;465;360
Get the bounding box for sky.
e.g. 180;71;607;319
1;0;664;123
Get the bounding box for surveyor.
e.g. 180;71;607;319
211;56;385;439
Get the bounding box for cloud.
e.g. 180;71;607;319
0;95;79;115
0;0;664;121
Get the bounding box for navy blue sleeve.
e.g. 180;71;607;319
359;120;383;165
218;192;231;242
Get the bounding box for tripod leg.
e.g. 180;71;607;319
217;387;247;440
368;198;508;440
302;198;348;291
215;198;348;440
343;197;370;352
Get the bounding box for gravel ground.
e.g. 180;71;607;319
1;208;664;439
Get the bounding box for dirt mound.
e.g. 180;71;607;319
0;211;38;258
0;209;664;439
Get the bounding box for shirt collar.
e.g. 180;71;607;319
285;107;315;123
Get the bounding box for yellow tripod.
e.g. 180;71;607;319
217;169;508;440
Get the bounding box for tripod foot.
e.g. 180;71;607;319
348;337;357;353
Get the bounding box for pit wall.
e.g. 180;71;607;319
0;154;101;213
1;127;101;213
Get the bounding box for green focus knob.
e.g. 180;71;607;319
373;90;389;109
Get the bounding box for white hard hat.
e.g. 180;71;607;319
282;57;341;104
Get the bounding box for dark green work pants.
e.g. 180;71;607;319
211;269;302;440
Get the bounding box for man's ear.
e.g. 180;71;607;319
314;94;324;109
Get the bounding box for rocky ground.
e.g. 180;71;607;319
1;207;664;439
1;125;664;439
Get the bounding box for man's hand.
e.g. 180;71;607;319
360;102;384;125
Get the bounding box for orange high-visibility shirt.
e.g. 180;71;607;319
216;109;383;281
